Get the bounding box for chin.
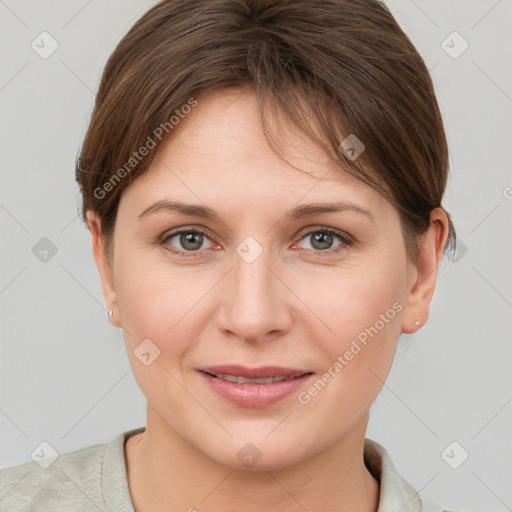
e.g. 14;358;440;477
200;433;315;472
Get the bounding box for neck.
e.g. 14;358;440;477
125;406;380;512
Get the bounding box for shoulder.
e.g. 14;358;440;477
1;438;111;512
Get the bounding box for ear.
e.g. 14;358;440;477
85;211;121;328
401;208;449;334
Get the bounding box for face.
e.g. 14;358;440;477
96;88;423;470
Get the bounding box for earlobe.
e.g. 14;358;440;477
401;208;449;334
85;211;121;328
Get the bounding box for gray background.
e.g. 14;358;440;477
1;1;511;510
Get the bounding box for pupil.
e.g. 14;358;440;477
182;232;202;250
312;232;332;250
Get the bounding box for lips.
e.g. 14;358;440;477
197;365;314;408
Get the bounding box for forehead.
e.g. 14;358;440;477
119;88;386;215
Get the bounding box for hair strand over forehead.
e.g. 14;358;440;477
76;0;456;262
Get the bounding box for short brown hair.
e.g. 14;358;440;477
76;0;456;261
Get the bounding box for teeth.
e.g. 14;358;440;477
214;374;299;384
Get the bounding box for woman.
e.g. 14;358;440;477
0;0;455;510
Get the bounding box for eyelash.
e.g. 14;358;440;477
160;226;353;258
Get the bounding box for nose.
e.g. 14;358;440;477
215;241;293;344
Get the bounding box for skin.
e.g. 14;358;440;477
87;87;448;512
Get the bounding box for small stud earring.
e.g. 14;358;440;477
108;310;114;324
415;320;420;327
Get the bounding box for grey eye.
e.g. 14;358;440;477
165;230;214;252
298;230;345;251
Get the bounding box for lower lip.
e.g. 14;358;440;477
198;371;313;409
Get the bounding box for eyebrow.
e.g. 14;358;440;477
138;200;374;222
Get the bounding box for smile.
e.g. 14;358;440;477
196;365;314;408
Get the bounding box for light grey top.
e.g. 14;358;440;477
0;427;421;511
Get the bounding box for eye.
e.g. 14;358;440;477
160;226;353;258
162;228;215;257
294;227;352;254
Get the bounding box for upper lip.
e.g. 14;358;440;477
198;365;312;379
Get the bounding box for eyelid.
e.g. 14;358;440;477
293;225;353;245
161;225;212;243
160;225;354;256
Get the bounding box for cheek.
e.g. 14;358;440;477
296;259;406;398
113;254;203;405
114;249;215;353
301;257;404;339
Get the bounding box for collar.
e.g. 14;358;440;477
102;428;421;512
364;438;422;511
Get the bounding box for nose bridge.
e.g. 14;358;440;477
218;235;290;341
